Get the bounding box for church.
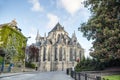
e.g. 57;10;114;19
35;23;84;71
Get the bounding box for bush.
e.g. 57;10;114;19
75;58;104;72
75;58;95;72
25;62;35;69
75;58;120;72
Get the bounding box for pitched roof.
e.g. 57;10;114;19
49;23;66;33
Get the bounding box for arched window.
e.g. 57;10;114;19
54;47;57;61
57;34;60;42
70;48;73;61
79;51;81;61
75;49;77;61
43;47;46;61
63;48;66;60
48;47;50;61
59;47;62;61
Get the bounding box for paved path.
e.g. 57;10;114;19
0;71;74;80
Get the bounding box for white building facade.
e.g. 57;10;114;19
35;23;84;71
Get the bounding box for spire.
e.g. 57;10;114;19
35;30;40;41
72;30;76;37
72;30;77;43
44;32;46;40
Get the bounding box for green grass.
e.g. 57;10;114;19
102;75;120;80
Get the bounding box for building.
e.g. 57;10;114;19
35;23;84;71
0;20;27;65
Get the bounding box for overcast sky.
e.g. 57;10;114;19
0;0;92;57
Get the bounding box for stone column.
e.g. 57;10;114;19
51;46;54;61
57;46;59;70
41;46;43;62
67;47;69;62
51;46;54;71
72;47;75;67
40;46;43;71
66;47;69;68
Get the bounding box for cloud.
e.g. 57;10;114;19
58;0;84;15
47;13;59;29
28;0;43;12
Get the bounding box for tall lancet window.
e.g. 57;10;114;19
43;47;46;61
48;47;50;61
75;49;77;61
63;48;66;60
57;34;60;42
70;48;73;61
79;51;81;61
54;47;57;61
59;47;62;61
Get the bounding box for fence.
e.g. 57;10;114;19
66;68;101;80
66;68;120;80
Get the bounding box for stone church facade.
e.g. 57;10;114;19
35;23;84;71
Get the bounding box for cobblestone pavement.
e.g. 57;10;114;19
0;71;74;80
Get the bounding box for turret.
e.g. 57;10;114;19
44;32;47;40
35;30;41;43
71;31;77;45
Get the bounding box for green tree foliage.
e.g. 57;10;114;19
75;58;103;71
75;58;120;72
80;0;120;60
0;25;27;64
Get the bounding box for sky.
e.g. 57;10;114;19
0;0;92;57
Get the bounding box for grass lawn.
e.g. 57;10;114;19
102;75;120;80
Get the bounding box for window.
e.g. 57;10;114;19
79;51;81;61
70;48;73;61
59;47;62;61
63;48;66;60
48;48;50;61
43;47;46;61
75;49;77;61
54;47;57;61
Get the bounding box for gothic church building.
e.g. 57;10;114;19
35;23;84;71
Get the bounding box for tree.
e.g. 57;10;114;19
80;0;120;60
28;45;39;62
5;45;18;63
